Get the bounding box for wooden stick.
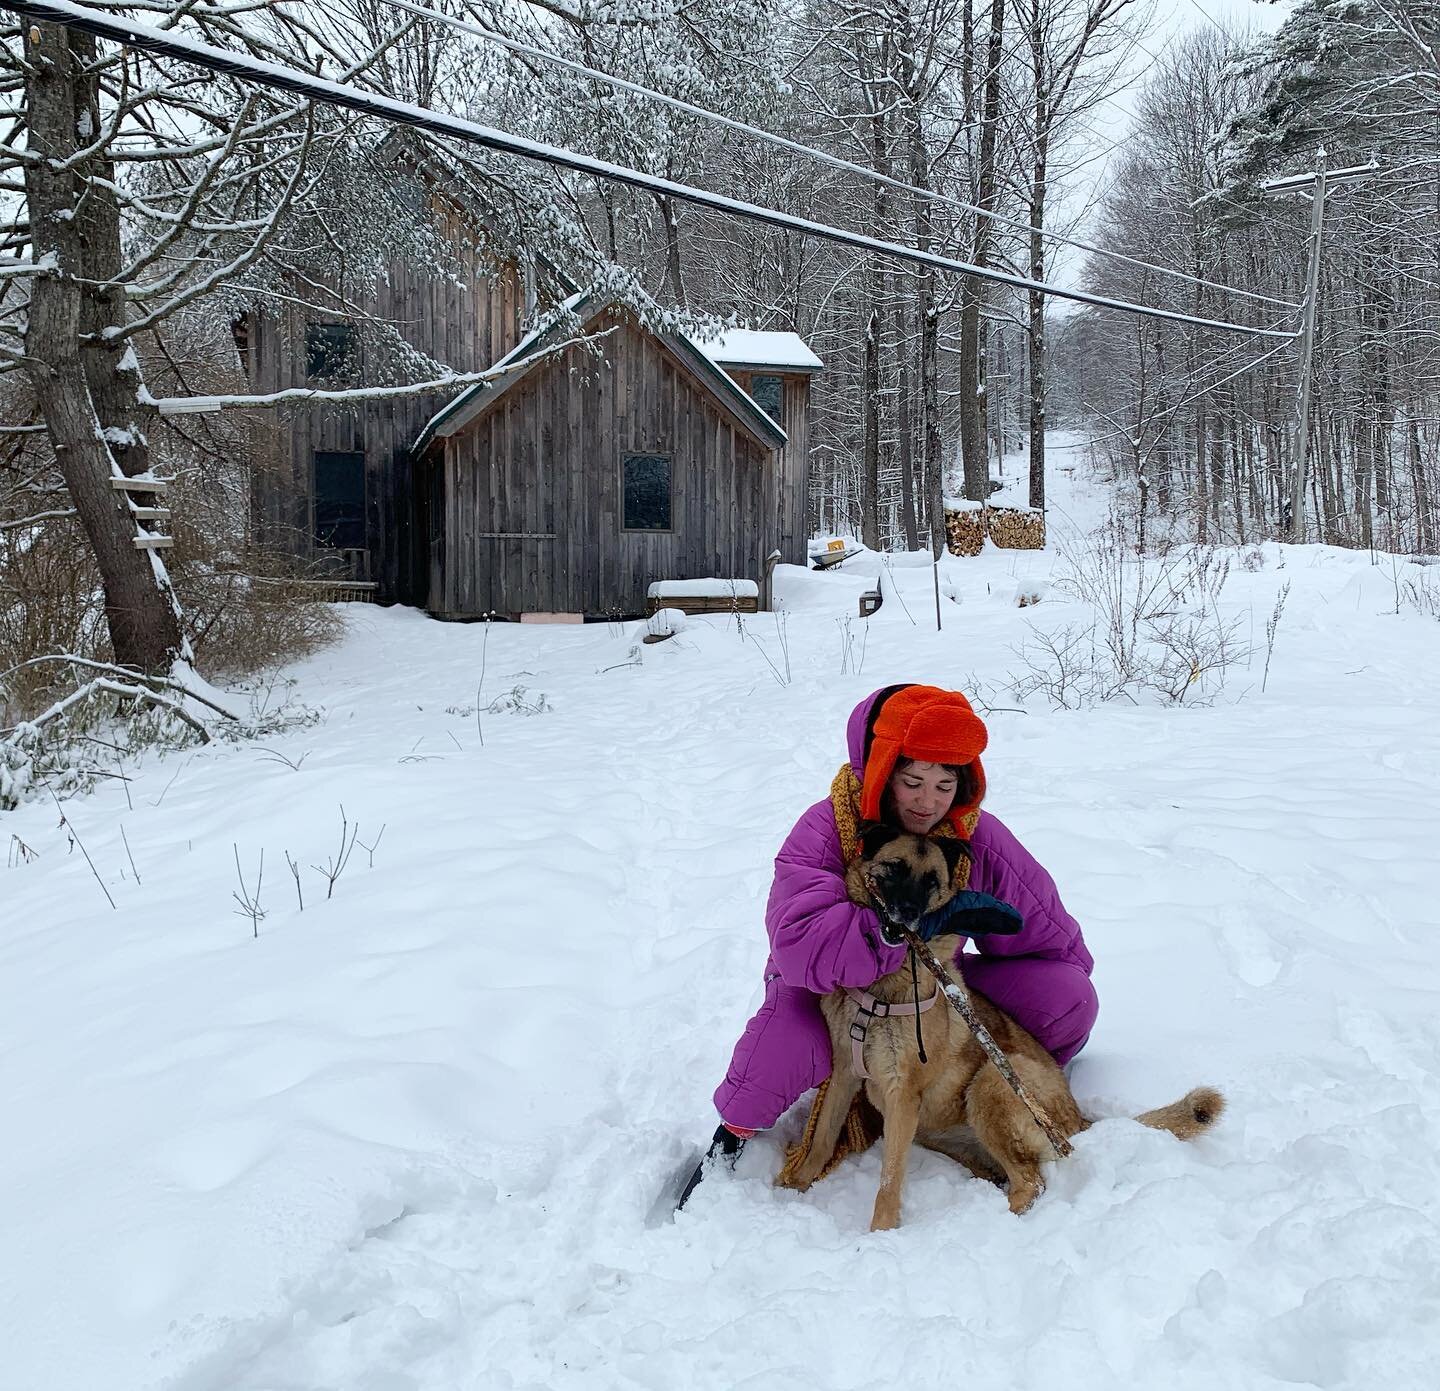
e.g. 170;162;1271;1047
893;925;1073;1159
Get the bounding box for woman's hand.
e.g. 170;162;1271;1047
913;891;1024;943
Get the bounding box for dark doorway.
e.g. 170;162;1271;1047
314;450;366;552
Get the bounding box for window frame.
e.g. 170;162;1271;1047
312;449;368;552
620;451;675;534
747;373;785;424
305;321;361;382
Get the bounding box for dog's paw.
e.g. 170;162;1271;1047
1006;1177;1043;1215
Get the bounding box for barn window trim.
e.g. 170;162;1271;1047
305;321;361;381
748;373;785;424
620;451;674;533
312;449;367;553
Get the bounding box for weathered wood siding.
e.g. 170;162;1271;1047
434;311;779;618
246;199;525;605
723;368;812;563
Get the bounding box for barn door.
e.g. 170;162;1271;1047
478;436;555;615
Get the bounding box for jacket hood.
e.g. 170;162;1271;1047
844;685;988;830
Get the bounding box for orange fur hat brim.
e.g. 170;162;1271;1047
859;685;989;830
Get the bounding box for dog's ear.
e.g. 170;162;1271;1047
857;822;901;860
934;837;971;879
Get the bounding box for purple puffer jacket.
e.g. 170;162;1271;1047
713;689;1097;1131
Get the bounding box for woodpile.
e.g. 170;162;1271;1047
986;507;1046;550
944;507;985;557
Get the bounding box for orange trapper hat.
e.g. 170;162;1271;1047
859;685;989;826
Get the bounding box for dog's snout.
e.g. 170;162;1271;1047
873;865;936;929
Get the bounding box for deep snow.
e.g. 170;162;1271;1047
6;438;1440;1390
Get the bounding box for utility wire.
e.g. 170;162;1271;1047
7;0;1296;338
373;0;1300;311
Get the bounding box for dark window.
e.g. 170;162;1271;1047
314;451;366;550
306;322;359;380
623;453;672;531
749;374;784;422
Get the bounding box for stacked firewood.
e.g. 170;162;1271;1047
942;506;1046;555
944;508;985;557
985;507;1046;550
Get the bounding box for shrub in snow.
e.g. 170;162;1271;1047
1008;516;1250;708
210;677;325;743
485;685;551;715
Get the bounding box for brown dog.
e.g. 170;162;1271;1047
777;827;1224;1231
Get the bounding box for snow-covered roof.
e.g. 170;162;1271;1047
414;291;789;455
694;329;823;373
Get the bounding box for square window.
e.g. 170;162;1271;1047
314;451;366;550
623;453;672;531
749;374;784;423
306;322;359;380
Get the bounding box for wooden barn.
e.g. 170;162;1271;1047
411;294;822;620
241;188;539;607
239;149;822;619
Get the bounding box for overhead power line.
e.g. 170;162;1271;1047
373;0;1300;312
5;0;1296;339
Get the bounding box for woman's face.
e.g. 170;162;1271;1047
887;760;959;835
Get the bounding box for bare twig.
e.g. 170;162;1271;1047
310;804;360;900
256;746;310;772
42;782;115;910
150;754;191;808
231;844;265;938
476;612;494;747
119;823;140;885
356;824;386;869
1261;583;1291;695
284;850;304;912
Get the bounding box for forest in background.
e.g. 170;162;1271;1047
3;0;1438;713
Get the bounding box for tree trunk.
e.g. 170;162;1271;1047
861;308;881;549
1026;2;1047;513
959;0;1006;501
1409;406;1433;554
658;194;687;310
21;23;183;675
896;323;920;551
898;24;944;551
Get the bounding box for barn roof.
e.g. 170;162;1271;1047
694;329;823;374
413;293;801;456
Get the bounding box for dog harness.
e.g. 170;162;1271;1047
844;984;940;1080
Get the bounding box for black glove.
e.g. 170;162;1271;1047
914;891;1024;943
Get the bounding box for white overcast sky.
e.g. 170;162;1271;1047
1046;0;1294;287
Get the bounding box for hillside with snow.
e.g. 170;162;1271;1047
6;439;1440;1390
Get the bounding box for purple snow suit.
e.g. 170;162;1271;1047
713;688;1097;1132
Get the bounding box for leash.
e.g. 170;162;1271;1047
885;921;1074;1160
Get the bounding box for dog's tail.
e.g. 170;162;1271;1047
1134;1087;1225;1141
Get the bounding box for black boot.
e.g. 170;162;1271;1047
674;1124;748;1211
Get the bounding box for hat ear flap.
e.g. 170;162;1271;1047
859;735;901;822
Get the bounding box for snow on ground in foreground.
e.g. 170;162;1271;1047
6;439;1440;1390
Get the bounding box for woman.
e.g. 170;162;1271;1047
678;683;1097;1206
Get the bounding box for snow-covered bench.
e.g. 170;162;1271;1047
645;578;760;616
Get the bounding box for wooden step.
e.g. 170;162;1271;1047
110;476;169;493
132;535;173;550
128;506;171;521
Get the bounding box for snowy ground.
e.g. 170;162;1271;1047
7;436;1440;1390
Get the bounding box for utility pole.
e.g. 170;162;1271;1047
1261;152;1378;544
